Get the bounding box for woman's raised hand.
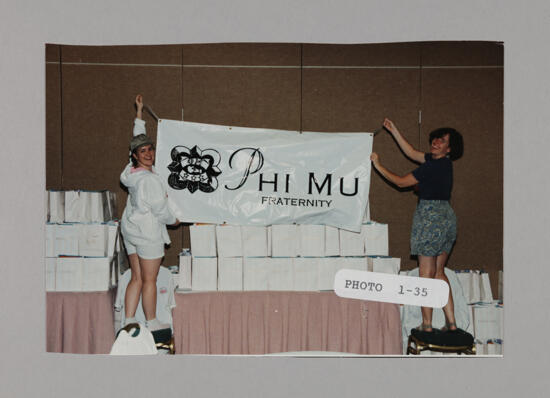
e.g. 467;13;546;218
370;152;380;166
135;94;144;111
383;118;398;135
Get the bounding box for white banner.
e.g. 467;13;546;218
156;119;373;232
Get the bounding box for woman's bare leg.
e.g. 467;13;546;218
418;255;436;329
124;253;143;318
138;257;162;321
434;251;457;329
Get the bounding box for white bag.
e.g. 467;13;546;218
486;340;503;355
297;225;325;257
339;228;365;256
455;270;471;301
215;225;243;257
189;225;217;257
64;191;81;222
54;223;79;256
469;270;481;304
88;191;105;222
243;257;269;291
292;257;319;291
48;190;65;223
110;325;158;355
367;256;400;275
271;225;298;257
178;254;192;290
82;257;111;291
78;223;108;257
479;271;494;303
267;257;293;291
475;342;486;355
218;257;243;291
324;226;340;257
317;257;338;291
473;303;503;341
241;226;268;257
55;257;83;291
191;257;218;291
364;222;389;256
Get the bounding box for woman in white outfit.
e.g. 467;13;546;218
120;94;179;331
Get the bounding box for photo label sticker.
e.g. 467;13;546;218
334;269;449;308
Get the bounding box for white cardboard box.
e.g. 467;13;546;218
292;257;319;291
271;224;298;257
324;226;340;257
216;225;243;257
45;257;56;291
243;257;269;291
367;256;400;275
79;223;108;257
241;226;269;257
82;257;111;291
339;256;368;272
217;257;243;291
364;222;389;256
178;255;192;290
267;257;293;291
298;225;325;257
55;223;79;256
55;257;83;291
317;258;338;291
191;257;218;291
189;225;217;257
48;190;65;223
339;228;365;256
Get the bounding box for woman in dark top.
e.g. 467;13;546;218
371;118;464;332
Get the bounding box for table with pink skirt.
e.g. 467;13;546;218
47;290;402;355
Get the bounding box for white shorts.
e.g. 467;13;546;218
123;237;165;260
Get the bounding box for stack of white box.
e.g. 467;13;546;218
45;190;122;292
183;220;399;292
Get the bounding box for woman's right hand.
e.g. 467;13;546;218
383;118;398;135
135;94;144;111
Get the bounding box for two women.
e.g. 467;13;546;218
120;94;179;332
371;118;464;332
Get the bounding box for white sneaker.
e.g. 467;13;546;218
145;318;170;332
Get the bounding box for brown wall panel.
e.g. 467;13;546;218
60;47;184;264
302;66;421;267
45;44;60;63
46;62;62;189
421;68;503;293
183;43;301;66
183;68;301;129
303;43;421;66
421;41;503;66
61;44;182;65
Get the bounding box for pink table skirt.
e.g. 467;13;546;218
46;290;115;354
173;291;402;355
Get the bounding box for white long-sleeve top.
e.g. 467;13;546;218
120;119;176;247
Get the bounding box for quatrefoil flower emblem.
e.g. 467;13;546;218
167;145;222;193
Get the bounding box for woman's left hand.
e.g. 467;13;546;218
370;152;380;166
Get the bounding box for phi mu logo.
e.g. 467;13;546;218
167;145;222;193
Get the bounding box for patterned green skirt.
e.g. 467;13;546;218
410;199;456;256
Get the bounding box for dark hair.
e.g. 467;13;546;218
429;127;463;160
130;143;155;167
